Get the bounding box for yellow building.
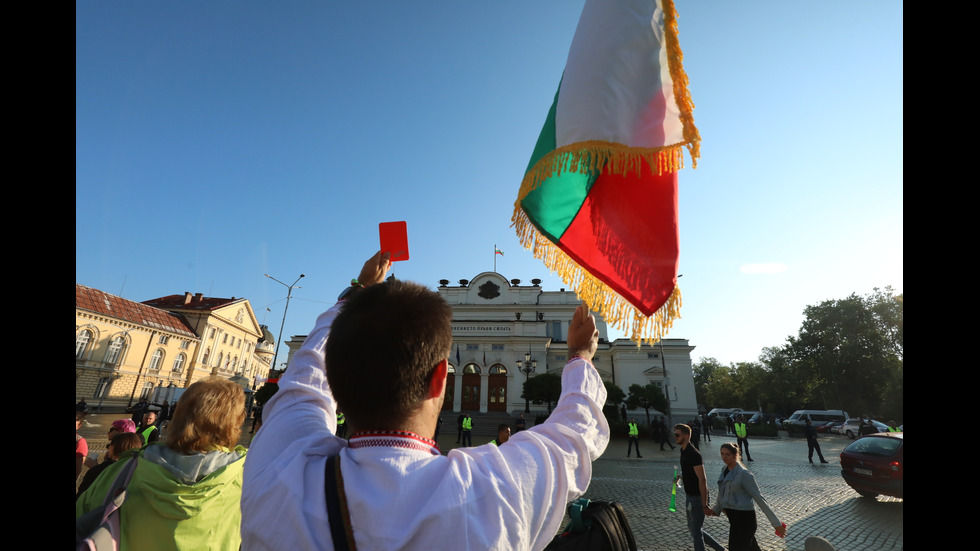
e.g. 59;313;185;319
76;285;273;410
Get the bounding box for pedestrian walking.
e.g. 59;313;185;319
803;419;828;464
675;424;724;551
659;417;675;451
709;442;786;550
701;413;712;442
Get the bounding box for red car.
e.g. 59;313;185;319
839;432;903;499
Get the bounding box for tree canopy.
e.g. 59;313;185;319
695;288;903;421
522;372;562;412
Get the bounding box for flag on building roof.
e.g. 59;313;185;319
512;0;699;345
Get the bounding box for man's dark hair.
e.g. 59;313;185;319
326;280;452;431
674;423;691;436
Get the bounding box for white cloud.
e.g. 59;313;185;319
740;263;788;274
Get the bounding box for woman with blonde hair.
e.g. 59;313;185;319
76;377;247;550
710;442;786;551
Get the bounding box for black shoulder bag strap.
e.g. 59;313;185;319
324;454;357;551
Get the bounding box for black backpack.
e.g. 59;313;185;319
544;498;637;551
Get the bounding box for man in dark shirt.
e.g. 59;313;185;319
803;419;829;463
674;424;724;551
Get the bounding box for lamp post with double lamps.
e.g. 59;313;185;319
516;347;537;414
265;273;304;375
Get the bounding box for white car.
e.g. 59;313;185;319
839;418;890;439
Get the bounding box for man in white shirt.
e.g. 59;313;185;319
241;251;609;550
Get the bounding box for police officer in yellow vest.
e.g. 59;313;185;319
627;419;642;458
138;410;160;445
734;415;753;461
336;411;347;438
461;413;473;447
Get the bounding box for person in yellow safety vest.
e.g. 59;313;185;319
733;416;753;461
138;410;160;445
336;411;347;438
627;419;642;458
887;420;899;432
461;413;473;447
490;424;511;446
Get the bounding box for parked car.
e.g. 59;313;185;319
783;409;848;432
839;418;890;439
839;432;903;499
817;421;842;434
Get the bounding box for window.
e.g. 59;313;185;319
158;335;170;345
209;328;216;339
105;336;126;365
76;330;93;359
149;349;164;371
491;344;504;351
140;382;154;400
95;377;111;398
180;340;190;350
489;365;508;374
466;344;479;351
447;364;456;374
172;353;186;374
223;334;228;344
551;321;562;340
216;352;223;368
202;347;211;364
463;363;481;374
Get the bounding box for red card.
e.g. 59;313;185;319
379;221;409;262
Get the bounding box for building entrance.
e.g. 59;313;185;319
461;364;481;411
487;365;508;412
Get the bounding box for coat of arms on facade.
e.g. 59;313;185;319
478;280;500;299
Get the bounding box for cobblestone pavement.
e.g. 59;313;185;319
79;416;902;550
581;435;902;551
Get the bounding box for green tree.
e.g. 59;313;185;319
522;372;562;413
625;383;668;426
603;380;627;407
786;287;903;418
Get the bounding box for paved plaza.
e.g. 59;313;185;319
574;434;903;551
79;415;901;550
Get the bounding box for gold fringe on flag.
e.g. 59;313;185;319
662;0;701;166
512;141;688;216
512;205;682;346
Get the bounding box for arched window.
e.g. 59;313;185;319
489;364;508;375
202;347;211;364
216;352;224;368
76;330;93;359
447;364;456;374
104;336;126;365
149;349;164;371
463;363;481;374
172;353;186;374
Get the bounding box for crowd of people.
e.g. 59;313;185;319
76;250;856;550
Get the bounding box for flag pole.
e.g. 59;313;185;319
494;244;497;272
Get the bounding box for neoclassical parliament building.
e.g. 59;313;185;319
287;272;699;420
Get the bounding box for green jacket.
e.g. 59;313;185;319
76;444;247;550
628;422;638;436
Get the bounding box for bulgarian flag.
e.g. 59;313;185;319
512;0;700;344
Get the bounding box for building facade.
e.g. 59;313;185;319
76;285;274;409
284;272;699;421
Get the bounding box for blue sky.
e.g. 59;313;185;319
76;1;903;369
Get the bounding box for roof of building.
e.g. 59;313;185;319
141;293;246;312
76;284;198;338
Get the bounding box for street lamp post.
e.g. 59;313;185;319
516;347;537;414
265;273;304;375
